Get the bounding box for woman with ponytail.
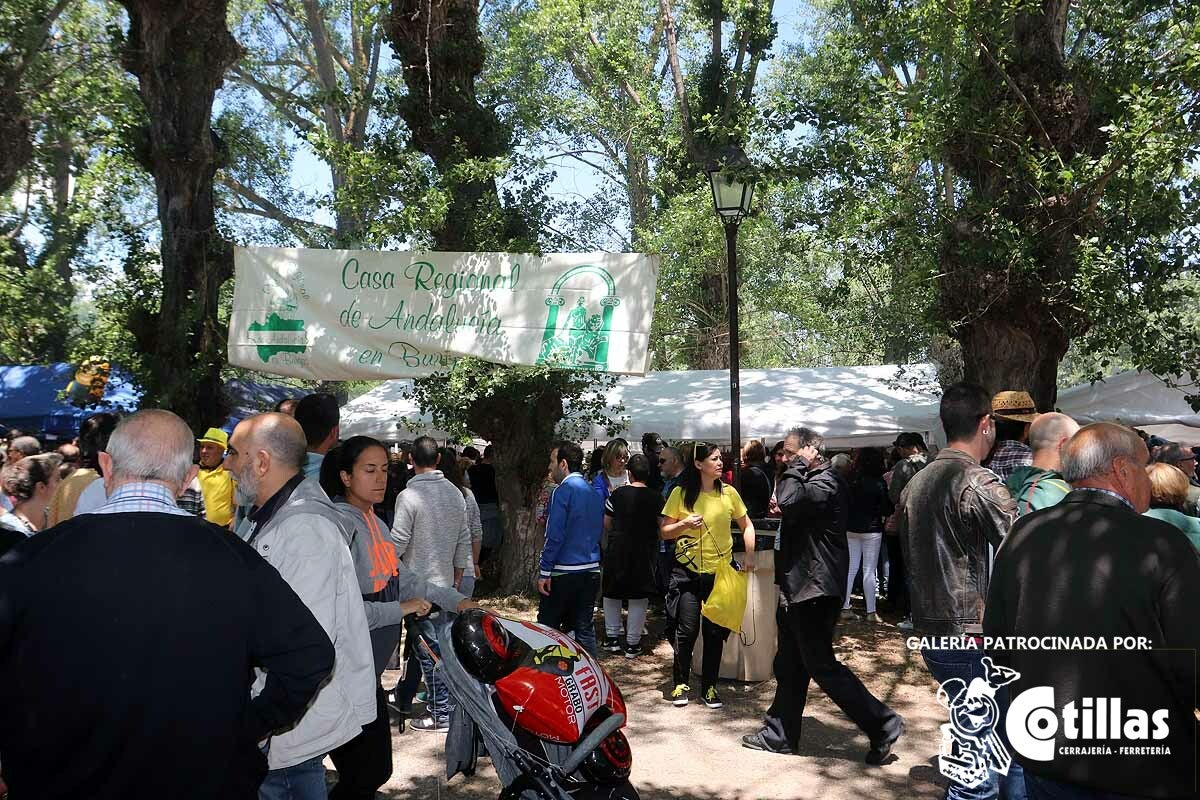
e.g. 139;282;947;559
660;442;756;710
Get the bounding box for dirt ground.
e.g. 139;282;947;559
351;597;950;800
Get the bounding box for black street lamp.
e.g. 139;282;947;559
706;147;754;489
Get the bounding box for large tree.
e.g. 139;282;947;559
772;0;1200;405
487;0;786;369
1;1;149;364
385;0;623;594
117;0;242;429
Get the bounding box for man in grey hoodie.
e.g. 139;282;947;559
226;413;375;800
391;435;472;733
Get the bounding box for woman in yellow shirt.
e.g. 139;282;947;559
660;442;756;709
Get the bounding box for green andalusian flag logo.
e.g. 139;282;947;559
536;265;621;371
247;285;309;365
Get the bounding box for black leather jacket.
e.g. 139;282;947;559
897;448;1016;636
775;457;849;604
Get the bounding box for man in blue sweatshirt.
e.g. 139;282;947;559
536;441;603;656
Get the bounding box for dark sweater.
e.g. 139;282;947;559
846;474;890;532
985;490;1200;797
0;511;335;800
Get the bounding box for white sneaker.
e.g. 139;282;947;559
897;617;914;631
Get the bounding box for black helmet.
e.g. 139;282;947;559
451;609;525;683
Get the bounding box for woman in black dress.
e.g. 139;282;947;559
600;453;662;657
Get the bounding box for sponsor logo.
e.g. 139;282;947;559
935;657;1020;789
935;657;1174;788
557;674;585;728
1007;688;1170;762
530;644;581;676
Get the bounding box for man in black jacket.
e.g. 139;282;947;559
741;426;904;763
986;423;1200;799
0;410;335;800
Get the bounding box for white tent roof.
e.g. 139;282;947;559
341;364;942;448
1056;370;1200;428
340;366;1200;449
339;380;456;441
580;365;941;447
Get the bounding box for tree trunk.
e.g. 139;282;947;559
387;0;530;251
958;316;1068;410
119;0;241;431
940;0;1103;403
0;87;32;196
465;381;566;595
387;0;557;597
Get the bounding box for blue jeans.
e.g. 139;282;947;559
923;648;1026;800
458;573;476;599
258;754;327;800
414;614;453;722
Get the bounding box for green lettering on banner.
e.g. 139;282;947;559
403;260;521;299
369;300;406;330
342;257;395;290
387;340;452;370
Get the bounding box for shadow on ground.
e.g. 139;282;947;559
350;599;949;799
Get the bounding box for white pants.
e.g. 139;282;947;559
602;597;649;645
844;531;883;613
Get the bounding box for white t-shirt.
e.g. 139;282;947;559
606;472;629;491
74;478;108;516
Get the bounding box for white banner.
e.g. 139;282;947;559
228;247;660;380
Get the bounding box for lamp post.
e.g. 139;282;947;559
706;147;754;489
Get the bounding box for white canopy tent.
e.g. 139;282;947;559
1056;370;1200;430
340;364;943;448
339;380;457;441
578;365;942;448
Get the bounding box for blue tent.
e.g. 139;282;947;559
224;378;302;432
0;364;302;440
0;363;141;441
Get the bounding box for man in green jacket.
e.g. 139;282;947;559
1005;412;1079;515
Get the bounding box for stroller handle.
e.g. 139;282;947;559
559;712;625;777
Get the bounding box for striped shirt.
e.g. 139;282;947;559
87;482;191;517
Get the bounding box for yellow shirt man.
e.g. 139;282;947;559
196;428;237;527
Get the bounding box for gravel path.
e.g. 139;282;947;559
355;601;950;800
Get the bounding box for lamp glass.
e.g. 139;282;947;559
707;168;754;220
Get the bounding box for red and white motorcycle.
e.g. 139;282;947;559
433;609;639;800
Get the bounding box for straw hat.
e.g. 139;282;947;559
991;391;1038;423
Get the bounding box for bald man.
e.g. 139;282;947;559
225;413;375;797
0;410;335;799
1004;412;1080;515
986;423;1200;799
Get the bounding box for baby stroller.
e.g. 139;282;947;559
432;609;640;800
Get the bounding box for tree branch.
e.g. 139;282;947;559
658;0;699;163
300;0;348;144
218;175;333;245
228;66;317;133
585;30;643;106
4;0;73;88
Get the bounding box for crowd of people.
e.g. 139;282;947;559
1;382;1199;799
